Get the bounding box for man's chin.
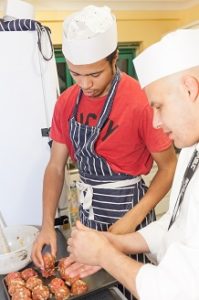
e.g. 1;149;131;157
174;140;196;150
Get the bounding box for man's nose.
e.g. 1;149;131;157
79;76;92;89
153;110;162;129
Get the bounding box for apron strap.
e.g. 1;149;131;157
76;177;141;220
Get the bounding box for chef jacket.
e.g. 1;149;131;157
136;143;199;300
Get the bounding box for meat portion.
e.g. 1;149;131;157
12;296;32;300
26;276;43;291
7;278;25;295
4;271;21;286
4;255;90;300
54;286;70;300
32;284;50;300
21;268;38;281
11;286;32;299
49;277;65;293
41;252;55;278
49;277;70;300
58;258;79;285
71;279;88;296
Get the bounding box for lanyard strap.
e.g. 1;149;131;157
168;148;199;230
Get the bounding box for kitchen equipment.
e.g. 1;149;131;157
0;212;10;254
3;279;127;300
2;267;118;300
80;287;128;299
0;225;39;274
0;23;59;226
0;228;126;299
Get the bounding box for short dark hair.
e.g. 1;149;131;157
106;48;118;65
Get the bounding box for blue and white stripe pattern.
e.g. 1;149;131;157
0;19;53;61
0;19;40;31
69;70;155;300
71;71;120;177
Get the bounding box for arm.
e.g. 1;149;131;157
109;145;177;234
104;231;149;254
32;141;69;268
67;222;148;299
42;141;69;230
69;221;199;300
92;234;199;300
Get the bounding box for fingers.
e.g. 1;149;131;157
79;265;101;278
31;240;44;269
65;261;85;277
107;225;113;232
31;228;57;269
67;237;73;255
50;242;57;259
66;255;76;265
75;220;88;231
64;261;101;279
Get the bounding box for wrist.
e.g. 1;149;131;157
98;241;116;268
42;219;55;230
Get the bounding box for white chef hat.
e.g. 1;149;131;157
133;29;199;88
3;0;35;21
62;5;118;65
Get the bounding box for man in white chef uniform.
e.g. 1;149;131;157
66;29;199;300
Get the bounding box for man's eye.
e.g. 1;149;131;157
71;73;79;77
91;73;100;78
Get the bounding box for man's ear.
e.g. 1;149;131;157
182;75;199;102
113;49;119;65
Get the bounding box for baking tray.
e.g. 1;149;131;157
2;265;117;300
79;287;128;300
2;228;117;299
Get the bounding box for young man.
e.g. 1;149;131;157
66;29;199;300
32;6;176;297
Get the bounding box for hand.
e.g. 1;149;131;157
67;221;110;266
31;226;57;269
62;255;101;278
108;214;137;234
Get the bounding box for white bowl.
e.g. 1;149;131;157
0;225;39;274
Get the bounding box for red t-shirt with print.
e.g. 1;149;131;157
50;73;172;176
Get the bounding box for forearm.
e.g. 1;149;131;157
100;244;143;298
42;164;65;229
130;170;172;226
127;148;177;227
105;231;150;254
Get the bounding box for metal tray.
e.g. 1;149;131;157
2;265;116;300
79;287;128;300
2;228;117;299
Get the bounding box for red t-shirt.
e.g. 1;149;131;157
50;73;172;176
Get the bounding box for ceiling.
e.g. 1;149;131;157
1;0;199;11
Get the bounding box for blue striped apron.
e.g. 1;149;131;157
69;71;155;300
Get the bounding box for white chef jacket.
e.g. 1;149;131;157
136;143;199;300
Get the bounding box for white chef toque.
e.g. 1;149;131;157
3;0;35;21
133;29;199;88
62;5;118;65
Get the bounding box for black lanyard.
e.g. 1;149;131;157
168;147;199;230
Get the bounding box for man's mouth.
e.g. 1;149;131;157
83;90;94;94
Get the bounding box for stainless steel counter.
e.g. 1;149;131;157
0;228;127;300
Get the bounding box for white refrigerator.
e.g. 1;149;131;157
0;29;59;225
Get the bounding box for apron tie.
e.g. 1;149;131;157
76;177;141;220
76;181;94;220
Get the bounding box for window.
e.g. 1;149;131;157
54;43;139;92
117;43;138;79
